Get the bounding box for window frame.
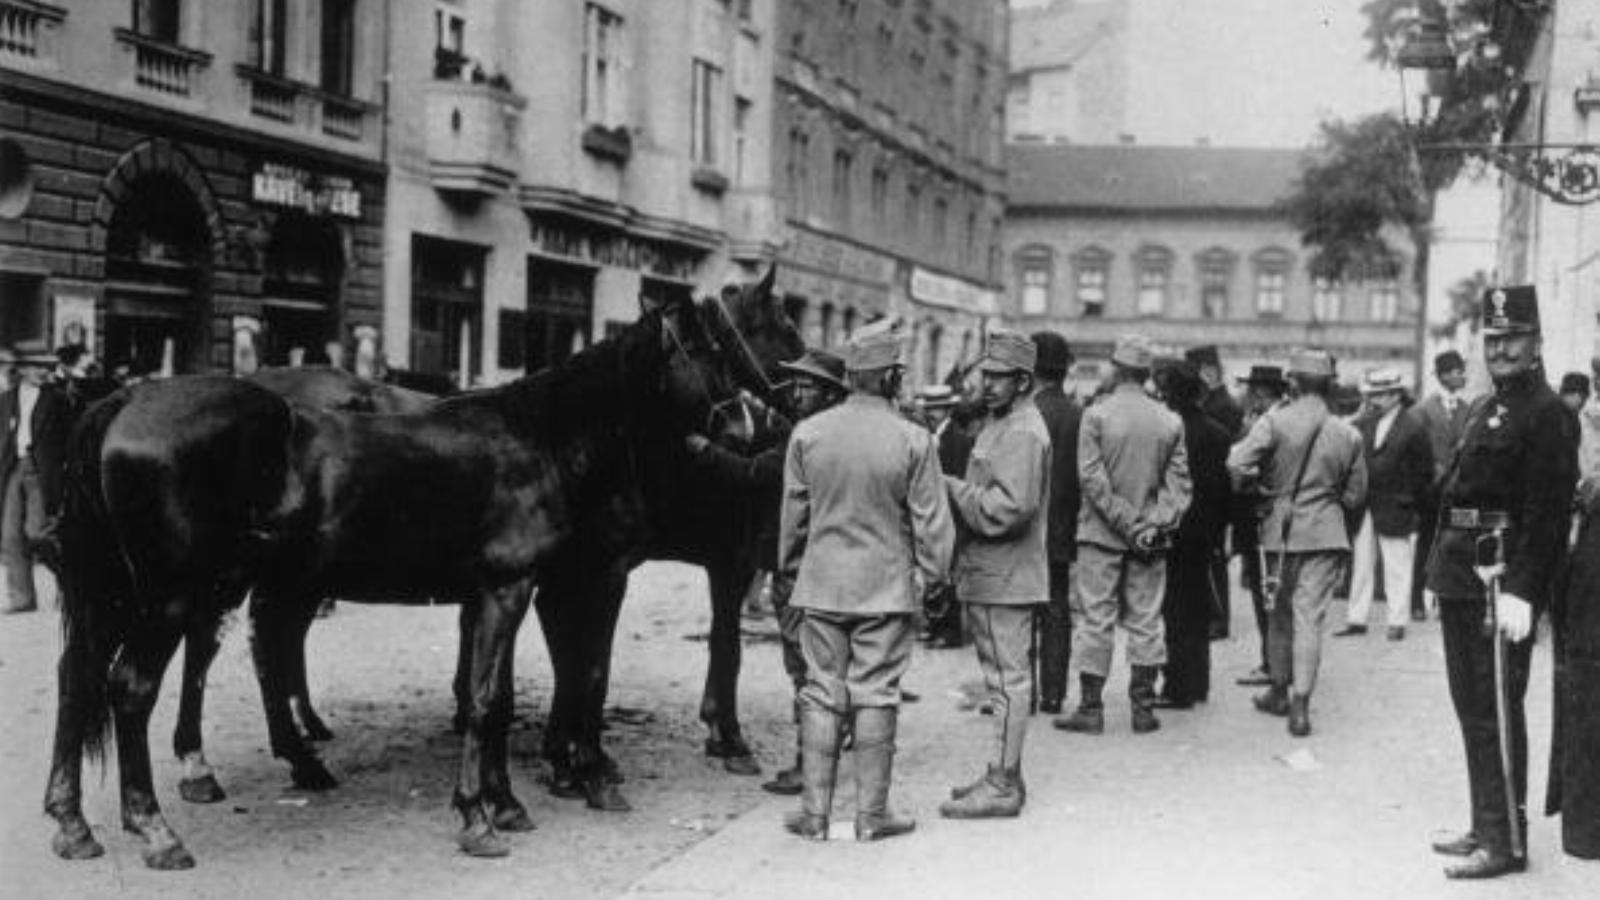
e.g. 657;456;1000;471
1071;246;1110;318
1133;245;1173;317
690;58;724;167
582;3;626;128
1252;247;1293;317
1015;244;1053;316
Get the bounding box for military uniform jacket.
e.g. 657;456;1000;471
1076;382;1191;553
780;394;955;615
1227;394;1367;553
945;396;1052;606
1425;373;1577;607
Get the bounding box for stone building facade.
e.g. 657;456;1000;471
1005;144;1422;389
0;0;387;376
773;0;1008;387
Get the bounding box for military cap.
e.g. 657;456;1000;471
778;348;848;392
1029;331;1073;377
1286;348;1336;378
977;328;1038;374
915;383;960;408
843;317;906;372
1184;344;1221;368
1433;350;1466;374
1359;367;1405;395
1111;334;1154;369
1481;285;1540;336
1236;365;1287;388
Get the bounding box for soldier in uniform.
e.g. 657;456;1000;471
778;323;955;842
1426;286;1577;879
1232;365;1289;686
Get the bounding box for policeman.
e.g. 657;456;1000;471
1425;286;1577;880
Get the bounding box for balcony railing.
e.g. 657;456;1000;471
0;0;64;66
319;93;370;141
426;80;527;195
114;27;211;98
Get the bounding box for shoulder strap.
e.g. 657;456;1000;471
1276;415;1328;548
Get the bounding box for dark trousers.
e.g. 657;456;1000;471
1412;510;1438;617
1037;560;1073;709
1441;600;1533;856
1241;550;1270;671
1162;544;1216;704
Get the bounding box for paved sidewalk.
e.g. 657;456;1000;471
622;592;1597;900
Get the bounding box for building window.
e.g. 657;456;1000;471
1073;248;1109;318
1253;247;1292;316
932;196;948;251
582;4;626;127
787;128;811;220
832;149;853;229
1134;246;1172;317
733;97;751;184
690;59;722;167
1368;279;1399;323
963;211;977;268
818;303;836;348
1313;278;1343;322
1196;247;1234;319
870;166;889;231
253;0;289;75
904;181;922;241
319;0;357;96
0;272;48;349
924;321;943;385
133;0;181;43
1017;245;1052;316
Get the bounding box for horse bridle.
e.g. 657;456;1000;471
658;298;764;440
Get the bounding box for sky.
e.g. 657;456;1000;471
1015;0;1402;148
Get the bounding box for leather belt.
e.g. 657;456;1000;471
1446;508;1510;530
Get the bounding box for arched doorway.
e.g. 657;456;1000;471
261;214;343;366
103;174;210;376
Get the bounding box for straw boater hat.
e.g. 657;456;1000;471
915;383;960;409
1359;367;1405;395
777;348;848;392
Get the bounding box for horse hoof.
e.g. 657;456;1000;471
721;754;762;777
301;720;334;743
179;775;227;804
457;827;510;858
143;842;197;871
291;760;339;792
51;828;105;861
493;805;537;833
584;781;632;813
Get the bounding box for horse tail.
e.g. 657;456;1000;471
57;390;135;765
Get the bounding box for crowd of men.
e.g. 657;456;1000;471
741;285;1596;881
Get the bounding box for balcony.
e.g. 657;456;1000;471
114;27;211;100
425;80;526;196
0;0;65;69
235;66;380;148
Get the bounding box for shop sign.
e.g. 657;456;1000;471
784;226;894;285
773;265;888;312
910;266;998;316
529;219;701;282
251;163;362;220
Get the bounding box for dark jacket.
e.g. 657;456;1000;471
1033;383;1082;563
1426;372;1578;608
0;381;72;514
1354;404;1434;536
1177;407;1233;548
1201;384;1245;439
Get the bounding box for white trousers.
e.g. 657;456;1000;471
1345;513;1414;628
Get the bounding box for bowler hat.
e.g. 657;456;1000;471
1287;348;1335;379
1236;365;1287;388
1359;367;1405;395
844;317;906;372
1481;286;1540;336
1030;331;1073;377
1184;344;1221;369
1433;350;1466;374
977;328;1037;374
1561;372;1592;397
778;348;848;392
1111;334;1154;370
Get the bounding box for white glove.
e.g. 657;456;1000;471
1496;592;1532;643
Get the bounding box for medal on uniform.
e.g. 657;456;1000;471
1487;402;1506;430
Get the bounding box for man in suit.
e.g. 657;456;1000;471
1335;368;1435;641
1409;350;1473;622
1;347;72;613
1030;331;1082;715
1186;344;1244;438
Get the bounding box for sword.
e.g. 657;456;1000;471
1473;526;1524;861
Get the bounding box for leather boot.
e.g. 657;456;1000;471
938;765;1024;819
1253;682;1289;717
1053;673;1105;734
852;707;914;841
783;707;840;840
1288;692;1311;737
762;701;803;796
1130;665;1161;734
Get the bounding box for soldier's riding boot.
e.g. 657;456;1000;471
1053;673;1105;734
1130;665;1162;734
784;707;841;840
852;707;915;841
1287;692;1312;737
938;765;1024;819
762;700;804;796
1252;681;1290;717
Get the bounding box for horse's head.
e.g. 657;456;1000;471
708;267;805;400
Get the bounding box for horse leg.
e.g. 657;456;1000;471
451;601;478;735
109;614;193;870
44;625;107;860
249;592;337;791
537;565;630;812
288;601;333;742
454;583;532;858
482;601;533;834
174;611;227;804
701;559;759;775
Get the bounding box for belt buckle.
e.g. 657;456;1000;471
1448;508;1478;528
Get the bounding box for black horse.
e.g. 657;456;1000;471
43;293;786;868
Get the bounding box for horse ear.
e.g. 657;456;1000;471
756;265;777;300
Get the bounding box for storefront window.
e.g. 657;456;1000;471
412;236;484;385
